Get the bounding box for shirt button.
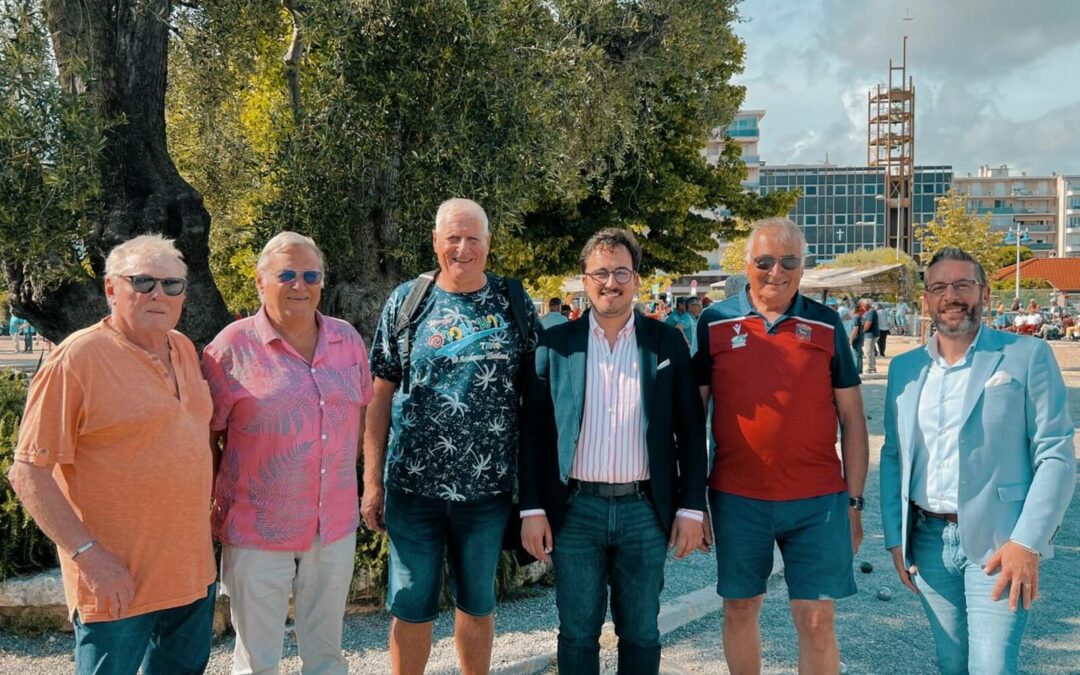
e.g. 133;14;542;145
321;434;327;441
310;367;316;374
321;468;327;475
319;400;325;406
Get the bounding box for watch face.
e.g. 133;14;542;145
850;497;865;511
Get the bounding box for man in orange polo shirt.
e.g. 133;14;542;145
8;235;216;675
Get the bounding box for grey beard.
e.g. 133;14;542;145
934;306;980;337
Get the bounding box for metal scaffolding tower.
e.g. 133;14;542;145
868;36;915;256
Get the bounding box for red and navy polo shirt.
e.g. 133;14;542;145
692;289;861;501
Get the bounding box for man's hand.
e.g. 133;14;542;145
849;509;864;555
360;483;386;533
77;545;136;620
986;541;1040;611
670;516;710;559
521;515;553;563
889;546;919;594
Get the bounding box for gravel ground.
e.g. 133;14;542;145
2;337;1078;674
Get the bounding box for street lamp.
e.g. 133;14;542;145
1004;223;1031;304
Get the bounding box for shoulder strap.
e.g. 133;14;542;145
503;276;531;344
393;270;439;392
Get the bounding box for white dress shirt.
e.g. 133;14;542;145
910;328;982;513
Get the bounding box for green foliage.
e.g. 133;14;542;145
0;370;56;581
987;244;1034;274
917;189;1006;273
0;1;110;290
989;277;1051;292
720;236;748;273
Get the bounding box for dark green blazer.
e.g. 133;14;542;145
519;310;707;536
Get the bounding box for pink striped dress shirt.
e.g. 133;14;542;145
571;312;649;482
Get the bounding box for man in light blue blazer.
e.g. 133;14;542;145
881;247;1076;675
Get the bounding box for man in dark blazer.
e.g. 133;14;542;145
520;228;709;675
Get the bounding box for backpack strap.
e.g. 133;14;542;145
393;270;439;393
503;276;532;347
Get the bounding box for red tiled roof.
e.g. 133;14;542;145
992;258;1080;292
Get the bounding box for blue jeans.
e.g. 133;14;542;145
551;490;668;675
911;514;1029;675
385;490;511;622
73;583;216;675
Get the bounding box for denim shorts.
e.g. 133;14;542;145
385;489;511;622
710;490;856;601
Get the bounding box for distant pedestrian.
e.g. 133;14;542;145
541;296;569;330
8;314;23;352
875;302;892;356
861;300;879;373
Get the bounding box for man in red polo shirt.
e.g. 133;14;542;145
694;217;869;674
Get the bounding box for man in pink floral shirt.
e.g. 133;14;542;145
202;232;373;674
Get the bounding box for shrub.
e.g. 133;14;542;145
0;369;57;581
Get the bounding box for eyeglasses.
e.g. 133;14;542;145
752;256;802;271
926;279;980;296
584;267;635;284
122;275;187;296
276;269;324;285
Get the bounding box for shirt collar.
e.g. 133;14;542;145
254;306;336;346
588;309;636;341
738;287;803;323
925;324;982;368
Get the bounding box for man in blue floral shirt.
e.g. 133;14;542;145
363;198;539;675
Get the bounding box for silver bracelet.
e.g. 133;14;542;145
71;540;97;560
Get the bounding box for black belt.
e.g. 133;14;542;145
570;479;649;498
912;503;958;524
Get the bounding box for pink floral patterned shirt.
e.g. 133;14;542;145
202;308;373;550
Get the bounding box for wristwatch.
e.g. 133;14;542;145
849;496;865;512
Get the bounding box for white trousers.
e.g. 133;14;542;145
221;532;356;675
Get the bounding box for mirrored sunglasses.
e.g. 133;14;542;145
123;275;187;296
276;269;324;285
753;255;802;271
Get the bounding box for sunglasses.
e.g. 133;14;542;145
122;275;187;296
753;255;802;271
276;269;324;285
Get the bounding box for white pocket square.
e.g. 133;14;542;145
657;359;671;371
985;371;1016;388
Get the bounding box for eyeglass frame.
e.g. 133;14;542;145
121;275;188;297
925;279;982;297
582;267;636;285
752;255;802;271
275;269;324;285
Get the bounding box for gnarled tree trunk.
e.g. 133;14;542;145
8;0;230;347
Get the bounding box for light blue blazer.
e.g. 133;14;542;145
880;327;1076;565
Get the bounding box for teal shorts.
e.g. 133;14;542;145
710;490;857;601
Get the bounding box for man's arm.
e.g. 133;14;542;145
878;374;919;594
834;385;869;554
361;377;397;533
519;339;556;562
7;461;135;618
669;333;709;558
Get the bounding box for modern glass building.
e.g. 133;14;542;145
758;164;953;264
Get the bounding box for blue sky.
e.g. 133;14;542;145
733;0;1080;176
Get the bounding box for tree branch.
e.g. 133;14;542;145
282;0;304;123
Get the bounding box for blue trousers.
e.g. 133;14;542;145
551;491;668;675
73;583;216;675
911;515;1029;675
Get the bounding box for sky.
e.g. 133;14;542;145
732;0;1080;177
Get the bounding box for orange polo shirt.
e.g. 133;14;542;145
14;319;215;623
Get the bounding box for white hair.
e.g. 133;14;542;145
744;217;808;263
256;231;326;273
434;198;489;235
104;234;187;278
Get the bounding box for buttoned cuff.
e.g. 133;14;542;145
520;509;546;519
675;508;704;523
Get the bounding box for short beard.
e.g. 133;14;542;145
934;304;981;337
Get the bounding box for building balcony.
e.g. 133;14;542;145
1027;242;1056;251
726;129;760;138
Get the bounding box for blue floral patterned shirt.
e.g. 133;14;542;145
370;273;539;501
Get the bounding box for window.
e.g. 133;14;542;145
805;215;817;225
835;185;847;195
864;184;876;195
805;185;817;195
